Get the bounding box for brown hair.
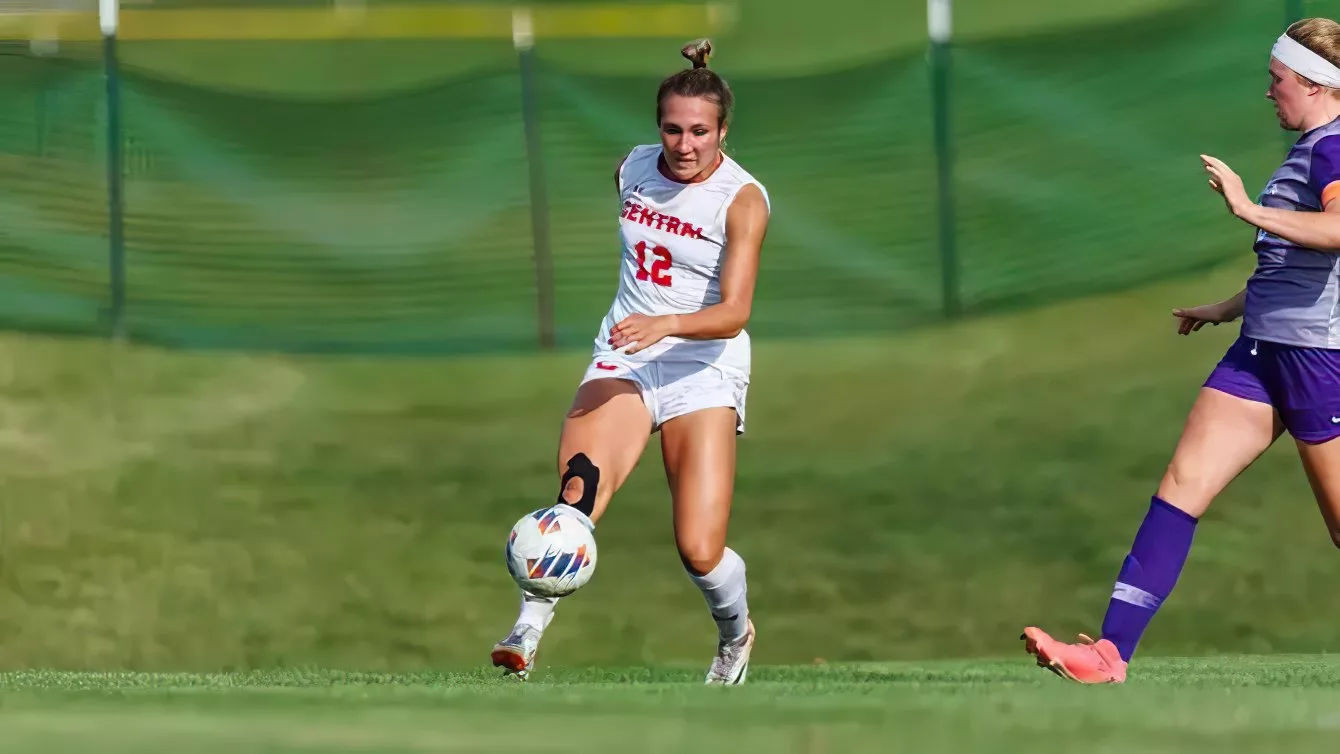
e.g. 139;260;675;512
655;38;734;127
1287;18;1340;95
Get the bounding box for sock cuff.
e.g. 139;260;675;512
687;547;744;590
1151;495;1198;526
688;548;746;610
521;591;558;605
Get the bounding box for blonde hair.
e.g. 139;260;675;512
1287;17;1340;96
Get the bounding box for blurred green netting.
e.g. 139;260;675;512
0;0;1331;353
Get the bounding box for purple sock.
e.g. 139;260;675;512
1099;496;1197;662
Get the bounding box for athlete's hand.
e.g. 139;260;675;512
1201;154;1252;218
609;314;678;354
1172;301;1237;335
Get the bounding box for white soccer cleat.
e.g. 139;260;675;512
491;623;544;681
704;618;755;685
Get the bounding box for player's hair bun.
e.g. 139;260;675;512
657;37;732;127
681;38;712;69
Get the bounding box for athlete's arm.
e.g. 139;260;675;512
1220;287;1247;319
1173;288;1246;335
665;183;770;340
1235;197;1340;250
1204;150;1340;251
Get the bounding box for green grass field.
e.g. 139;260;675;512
0;257;1335;674
6;659;1340;753
5;262;1340;751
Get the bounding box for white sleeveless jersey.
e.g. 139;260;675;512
594;144;770;377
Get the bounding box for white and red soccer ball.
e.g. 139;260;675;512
505;506;598;598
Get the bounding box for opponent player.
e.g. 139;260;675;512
490;39;771;684
1023;17;1340;683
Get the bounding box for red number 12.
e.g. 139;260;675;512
635;241;673;287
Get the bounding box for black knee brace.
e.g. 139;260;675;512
557;452;600;517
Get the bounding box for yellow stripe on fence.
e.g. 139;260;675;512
0;3;736;41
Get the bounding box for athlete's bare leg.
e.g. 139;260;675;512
662;407;736;574
1156;388;1284;518
556;377;654;523
661;407;754;684
1297;436;1340;547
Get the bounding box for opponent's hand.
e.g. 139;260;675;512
1173;302;1236;335
609;314;677;354
1201;154;1252;218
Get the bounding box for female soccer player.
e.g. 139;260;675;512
1023;17;1340;684
490;39;771;684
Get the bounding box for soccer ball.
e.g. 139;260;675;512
505;506;598;598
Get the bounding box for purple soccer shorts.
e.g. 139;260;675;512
1204;335;1340;444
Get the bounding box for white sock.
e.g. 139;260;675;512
517;591;558;631
687;548;749;643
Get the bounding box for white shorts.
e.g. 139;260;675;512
579;354;749;434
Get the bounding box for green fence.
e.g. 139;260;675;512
0;0;1332;353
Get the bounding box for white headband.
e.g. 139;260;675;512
1272;34;1340;88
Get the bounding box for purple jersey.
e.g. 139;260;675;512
1245;117;1340;348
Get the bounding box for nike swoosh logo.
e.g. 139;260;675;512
595;361;618;371
1331;416;1340;424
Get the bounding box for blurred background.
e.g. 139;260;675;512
0;0;1337;673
